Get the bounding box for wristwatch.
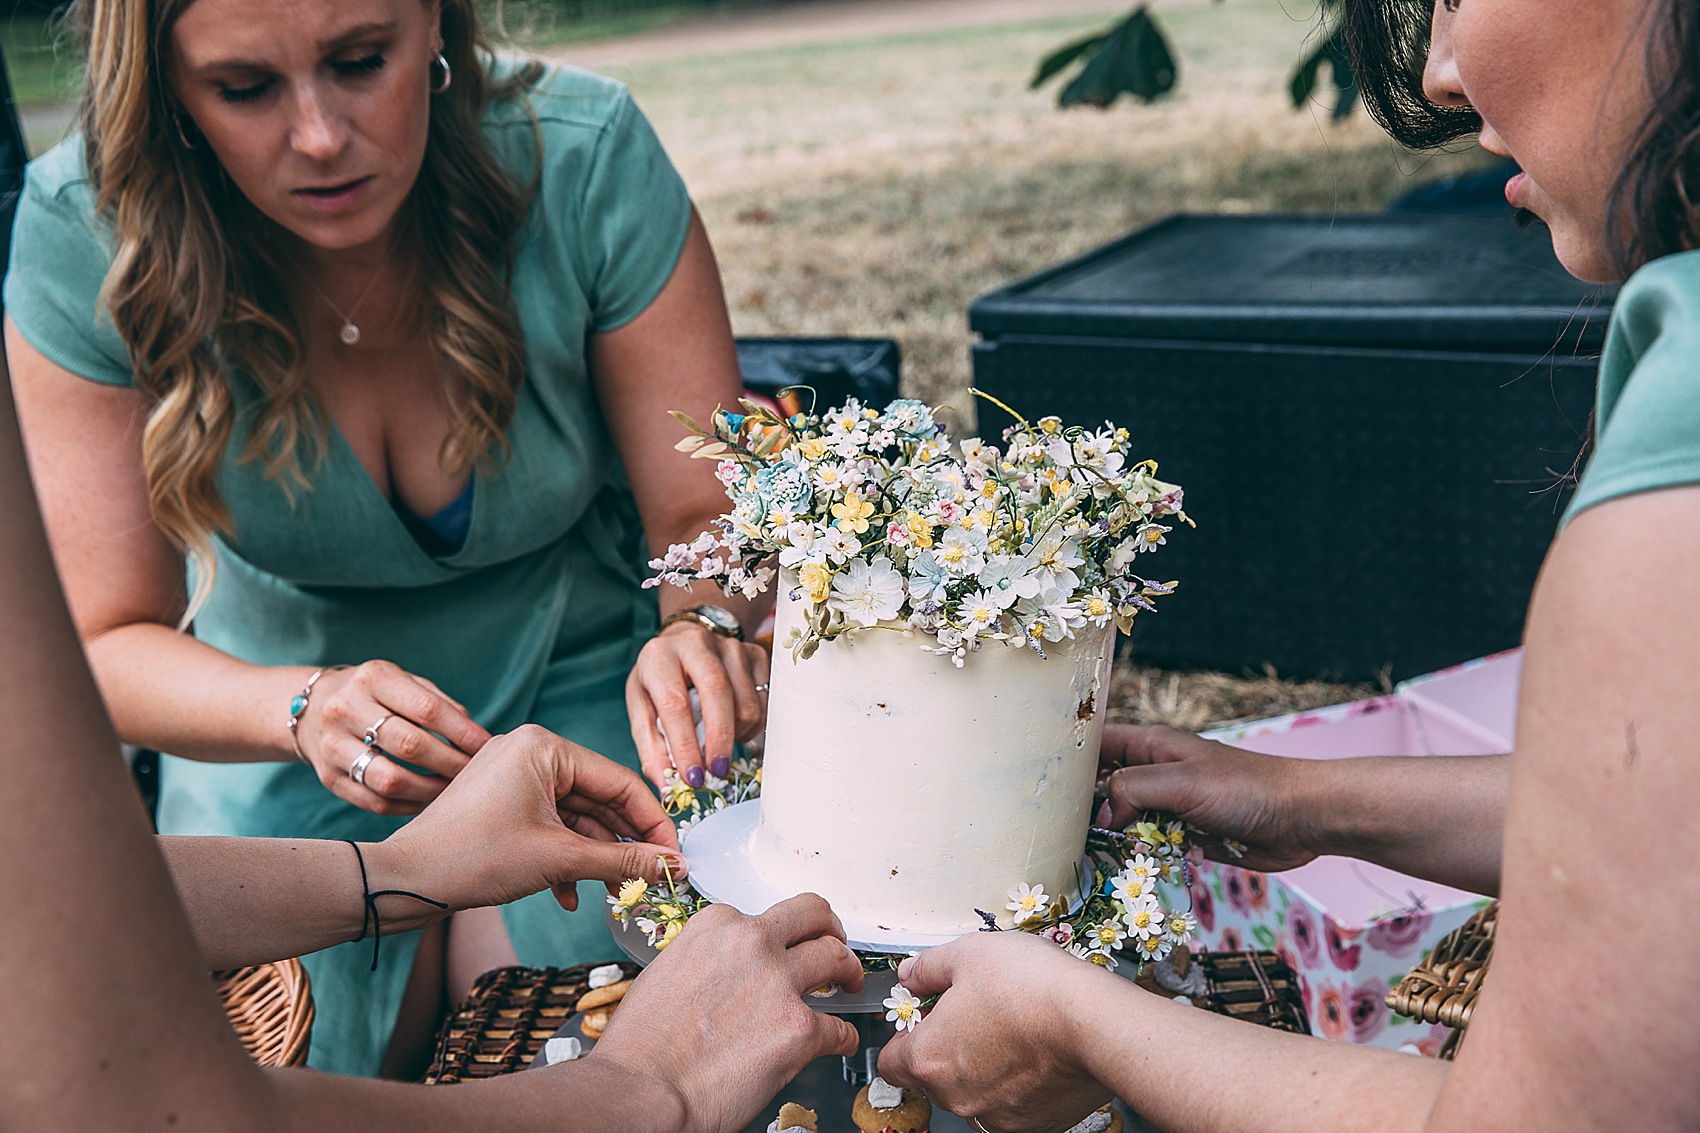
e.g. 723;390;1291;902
660;604;745;641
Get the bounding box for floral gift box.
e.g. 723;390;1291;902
1190;651;1518;1052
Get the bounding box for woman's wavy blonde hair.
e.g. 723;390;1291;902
70;0;542;621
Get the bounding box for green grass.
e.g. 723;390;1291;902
2;14;82;111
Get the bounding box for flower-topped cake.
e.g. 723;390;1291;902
648;392;1187;664
648;392;1188;941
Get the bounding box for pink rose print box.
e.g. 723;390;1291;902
1191;651;1518;1052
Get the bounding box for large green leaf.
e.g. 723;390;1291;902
1030;29;1108;90
1056;6;1178;108
1289;19;1359;121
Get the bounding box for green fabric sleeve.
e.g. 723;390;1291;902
1564;249;1700;526
3;143;133;386
570;86;693;333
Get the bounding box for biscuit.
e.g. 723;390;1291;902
851;1079;932;1133
574;978;634;1013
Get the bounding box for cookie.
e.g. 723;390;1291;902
851;1077;932;1133
771;1101;819;1131
578;1006;613;1039
574;978;634;1013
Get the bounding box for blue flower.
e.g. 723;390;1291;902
756;452;813;513
883;398;939;439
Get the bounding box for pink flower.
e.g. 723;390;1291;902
1192;882;1215;934
1245;872;1270;912
1286;903;1322;969
1325;919;1362;972
1315;983;1349;1041
1366;908;1434;958
1349;978;1390;1043
1042;923;1075;946
1223;869;1251;916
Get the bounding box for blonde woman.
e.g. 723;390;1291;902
5;0;769;1077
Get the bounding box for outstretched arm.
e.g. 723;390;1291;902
0;356;861;1133
1103;726;1509;895
883;486;1700;1133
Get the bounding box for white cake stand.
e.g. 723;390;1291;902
605;799;1095;1011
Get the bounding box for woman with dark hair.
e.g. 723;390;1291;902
877;1;1700;1130
4;0;772;1079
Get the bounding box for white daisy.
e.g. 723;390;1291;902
1005;882;1049;925
883;986;924;1032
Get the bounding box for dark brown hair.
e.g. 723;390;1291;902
1342;0;1700;274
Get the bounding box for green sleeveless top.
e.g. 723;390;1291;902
5;62;691;1076
1564;249;1700;525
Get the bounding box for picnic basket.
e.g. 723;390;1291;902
214;958;315;1068
1386;900;1497;1059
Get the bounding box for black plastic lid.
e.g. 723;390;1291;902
969;213;1616;352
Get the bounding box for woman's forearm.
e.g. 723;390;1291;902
159;837;449;970
89;621;310;762
1300;753;1509;896
1063;968;1446;1133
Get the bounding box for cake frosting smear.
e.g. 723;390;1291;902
752;582;1114;935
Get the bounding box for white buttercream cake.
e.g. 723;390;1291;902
751;585;1114;936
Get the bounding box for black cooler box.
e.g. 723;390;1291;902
969;214;1614;680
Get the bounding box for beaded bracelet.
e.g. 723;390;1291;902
286;665;347;764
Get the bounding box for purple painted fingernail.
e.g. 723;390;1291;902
710;756;731;779
685;765;705;788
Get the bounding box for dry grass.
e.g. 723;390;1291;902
556;1;1469;724
583;0;1495;423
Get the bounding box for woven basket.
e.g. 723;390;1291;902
1194;949;1311;1034
214;958;314;1068
1386;900;1497;1059
425;961;640;1084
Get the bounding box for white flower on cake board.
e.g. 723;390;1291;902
1109;869;1153;908
1006;882;1048;925
828;556;906;627
1165;911;1197;948
884;986;924;1032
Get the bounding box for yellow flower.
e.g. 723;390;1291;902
798;437;829;460
1167;826;1187;846
832;491;874;534
799;561;833;603
664;778;697;814
654;919;683;951
973;507;999;530
905;512;935;549
1039;416;1063;435
613;878;648;910
1087;951;1114;968
1132;821;1163;845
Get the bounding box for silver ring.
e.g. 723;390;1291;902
349;748;378;786
363;714;392;748
971;1120;995;1133
754;683;770;693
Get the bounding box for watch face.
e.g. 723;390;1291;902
697;605;741;633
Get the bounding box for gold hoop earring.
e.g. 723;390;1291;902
430;50;452;94
174;111;198;150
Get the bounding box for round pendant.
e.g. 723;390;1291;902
339;322;361;346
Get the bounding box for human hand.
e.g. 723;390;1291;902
586;895;865;1133
377;724;682;914
626;619;770;789
293;660;493;816
879;932;1113;1133
1101;724;1319;873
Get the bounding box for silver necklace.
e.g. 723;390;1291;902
300;246;394;346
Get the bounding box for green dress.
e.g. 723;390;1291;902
5;62;692;1076
1563;248;1700;525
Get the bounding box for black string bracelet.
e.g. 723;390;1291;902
345;840;449;972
